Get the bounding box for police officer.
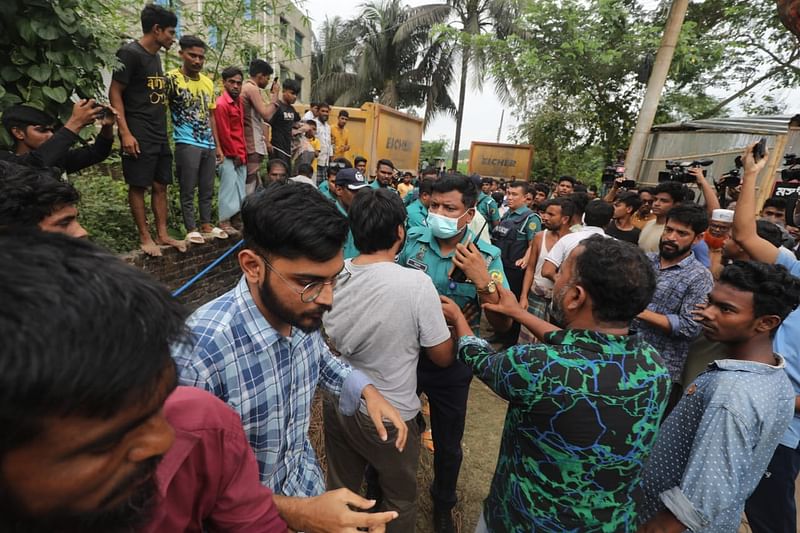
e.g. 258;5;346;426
333;167;369;259
397;174;511;533
319;166;338;202
406;178;433;229
474;175;501;228
490;180;541;344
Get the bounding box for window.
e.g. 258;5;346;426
294;74;303;100
294;31;303;58
279;18;288;41
208;25;220;48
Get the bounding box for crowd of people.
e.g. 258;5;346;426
2;3;800;533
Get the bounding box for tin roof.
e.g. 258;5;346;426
652;114;800;135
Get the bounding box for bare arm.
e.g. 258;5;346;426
541;259;557;282
519;233;542;306
109;79;140;156
690;168;720;217
243;83;280;122
482;284;560;340
424;337;455;368
732;142;779;264
209;112;224;164
603;179;622;203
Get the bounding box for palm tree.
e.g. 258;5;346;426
311;0;456;126
446;0;519;168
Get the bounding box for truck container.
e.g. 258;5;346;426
467;141;535;180
293;102;423;176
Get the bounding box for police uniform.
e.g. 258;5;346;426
397;225;508;512
403;187;419;206
318;180;337;202
476;191;500;227
336;200;360;260
491;206;540;297
406;198;428;229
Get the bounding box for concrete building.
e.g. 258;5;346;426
167;0;312;100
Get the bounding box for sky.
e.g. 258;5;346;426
297;0;518;150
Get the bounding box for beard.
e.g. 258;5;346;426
0;457;160;533
659;239;692;260
259;274;331;333
548;284;570;329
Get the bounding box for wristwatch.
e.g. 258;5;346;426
476;280;497;294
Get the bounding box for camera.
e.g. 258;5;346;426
782;153;800;182
657;159;713;183
716;156;743;189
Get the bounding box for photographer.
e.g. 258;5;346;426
1;100;117;174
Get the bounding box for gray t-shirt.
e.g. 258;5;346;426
324;259;450;420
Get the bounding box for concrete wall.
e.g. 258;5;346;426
123;238;243;310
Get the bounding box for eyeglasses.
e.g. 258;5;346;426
261;255;351;302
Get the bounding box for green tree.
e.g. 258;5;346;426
444;0;519;169
420;137;449;167
311;0;455;125
0;0;126;146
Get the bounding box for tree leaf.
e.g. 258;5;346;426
18;19;36;43
27;63;52;83
0;65;23;82
31;19;61;41
42;85;68;103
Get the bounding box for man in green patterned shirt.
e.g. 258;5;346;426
441;235;671;532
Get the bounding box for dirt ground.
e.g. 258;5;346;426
312;376;800;533
414;380;506;533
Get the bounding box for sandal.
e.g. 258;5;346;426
210;226;229;240
186;231;205;245
219;222;239;237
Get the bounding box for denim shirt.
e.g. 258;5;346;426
640;356;795;531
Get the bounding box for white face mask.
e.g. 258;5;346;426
427;210;469;239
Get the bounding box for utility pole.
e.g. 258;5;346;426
624;0;690;181
496;109;504;142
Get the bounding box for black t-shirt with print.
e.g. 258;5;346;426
113;41;168;145
268;101;300;157
605;222;641;245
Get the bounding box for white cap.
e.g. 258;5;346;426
711;209;734;223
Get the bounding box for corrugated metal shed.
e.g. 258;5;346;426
652;115;799;135
639;115;800;193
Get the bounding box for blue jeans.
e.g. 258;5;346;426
745;443;800;533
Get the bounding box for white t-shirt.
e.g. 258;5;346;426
323;260;451;420
544;226;607;269
289;175;316;186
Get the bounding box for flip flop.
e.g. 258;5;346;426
210;226;229;239
186;231;205;245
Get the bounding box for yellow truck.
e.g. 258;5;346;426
293;102;423;176
468;141;535;180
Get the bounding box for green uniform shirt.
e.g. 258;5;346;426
397;226;508;335
500;206;541;242
336;201;359;259
406;199;428;229
477;192;501;226
318;180;337;202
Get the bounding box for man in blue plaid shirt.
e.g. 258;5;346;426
174;183;407;506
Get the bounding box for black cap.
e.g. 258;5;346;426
335;168;369;190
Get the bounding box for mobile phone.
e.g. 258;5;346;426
449;220;489;284
753;137;767;163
